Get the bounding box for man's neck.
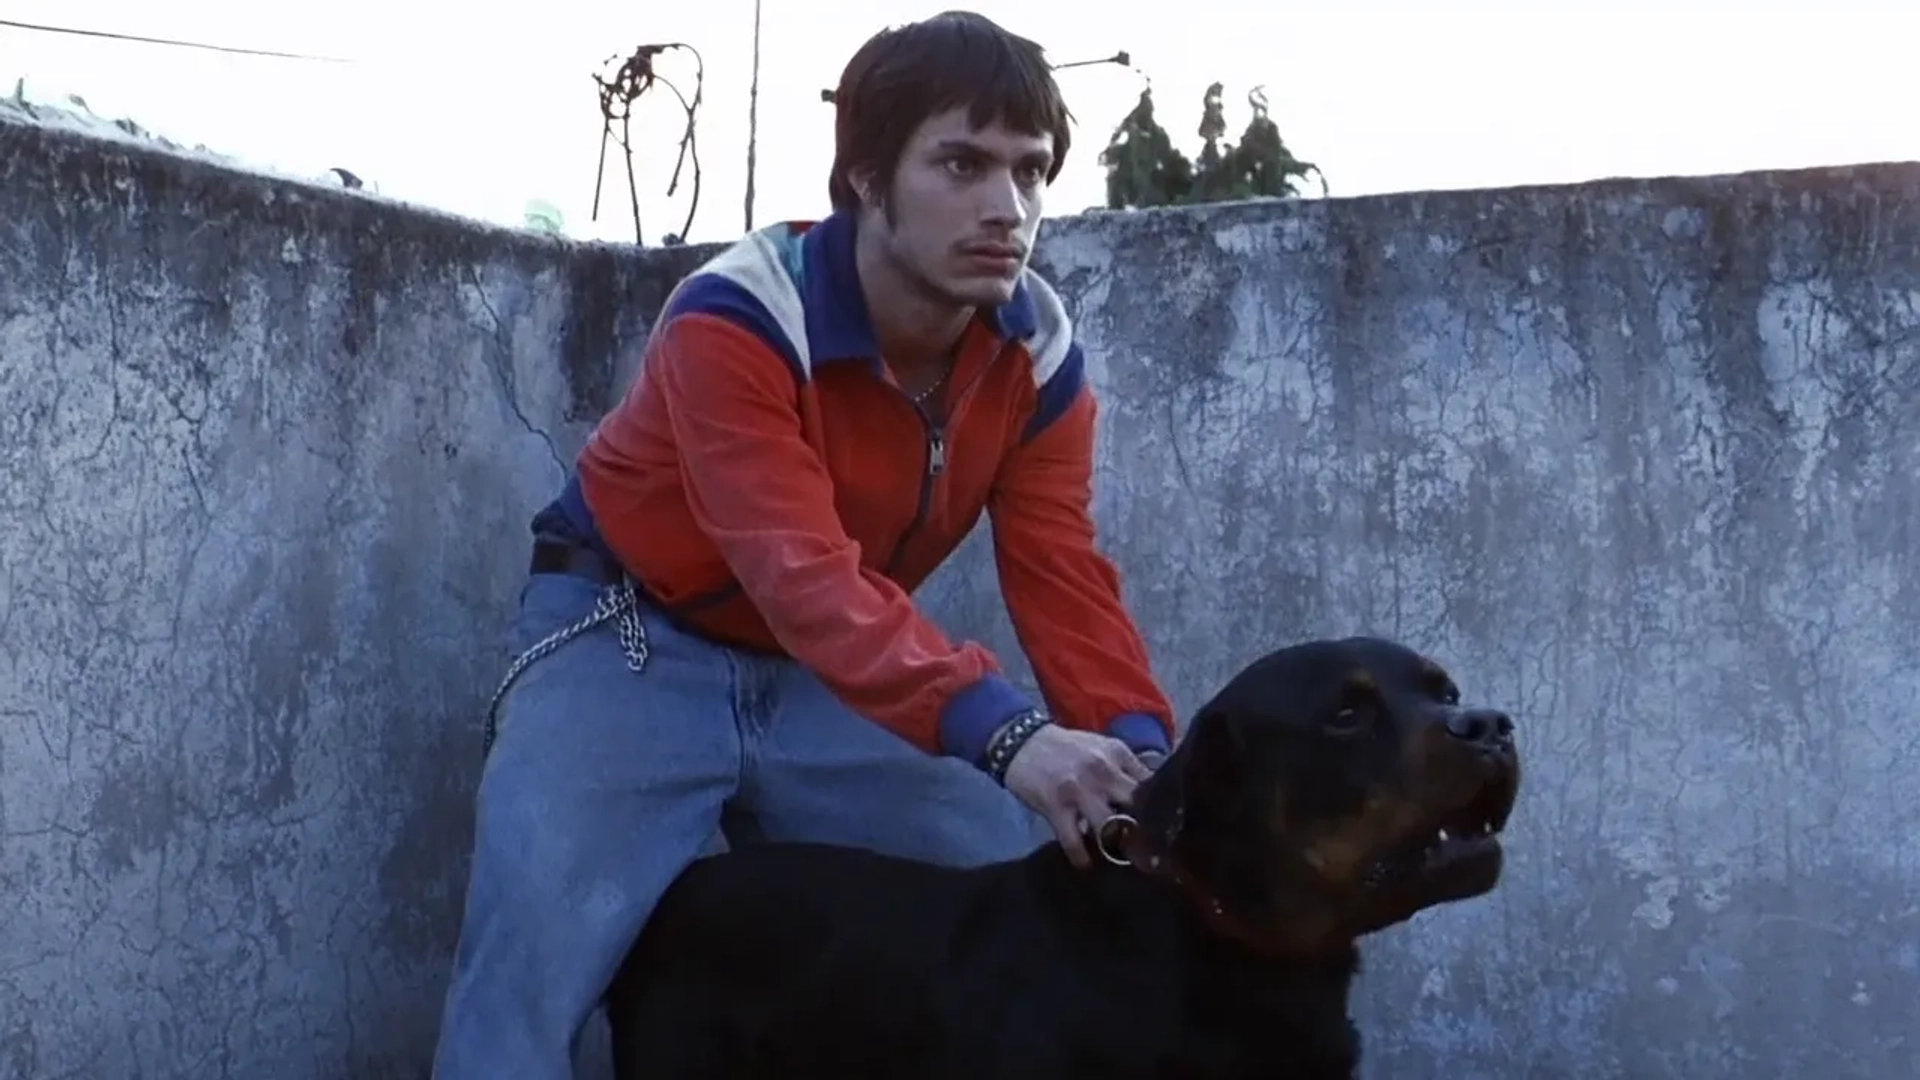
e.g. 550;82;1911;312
854;224;974;370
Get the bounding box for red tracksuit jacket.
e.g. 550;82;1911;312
548;211;1174;764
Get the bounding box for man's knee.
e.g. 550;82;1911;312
912;792;1050;867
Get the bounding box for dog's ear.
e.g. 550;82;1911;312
1146;704;1292;918
1175;706;1250;819
1136;706;1238;839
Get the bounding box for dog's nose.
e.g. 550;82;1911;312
1445;708;1513;744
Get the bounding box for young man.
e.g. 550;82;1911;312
431;10;1176;1077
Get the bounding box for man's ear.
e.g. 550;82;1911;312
846;164;881;209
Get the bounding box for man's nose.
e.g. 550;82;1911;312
978;171;1027;227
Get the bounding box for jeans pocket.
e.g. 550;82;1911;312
505;573;607;657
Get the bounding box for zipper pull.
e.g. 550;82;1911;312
927;429;947;477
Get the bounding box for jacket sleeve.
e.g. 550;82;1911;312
987;377;1176;756
650;313;1038;762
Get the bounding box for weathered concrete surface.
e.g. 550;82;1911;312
924;169;1920;1079
4;105;1919;1077
0;113;707;1078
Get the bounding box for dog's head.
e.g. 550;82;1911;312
1131;637;1521;953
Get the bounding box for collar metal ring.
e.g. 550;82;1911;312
1093;812;1139;867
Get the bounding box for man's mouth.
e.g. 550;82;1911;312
960;243;1024;268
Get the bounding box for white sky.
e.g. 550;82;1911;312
5;1;1915;245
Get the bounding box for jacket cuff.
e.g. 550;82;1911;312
1106;711;1173;757
939;674;1037;764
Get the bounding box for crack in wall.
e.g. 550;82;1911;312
462;266;563;480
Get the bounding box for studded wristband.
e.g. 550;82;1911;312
982;708;1052;785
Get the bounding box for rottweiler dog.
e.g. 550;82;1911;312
604;636;1521;1079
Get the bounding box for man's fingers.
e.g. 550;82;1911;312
1009;732;1161;870
1102;766;1140;809
1096;739;1151;787
1074;792;1125;855
1051;808;1092;868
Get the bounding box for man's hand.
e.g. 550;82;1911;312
1002;725;1152;868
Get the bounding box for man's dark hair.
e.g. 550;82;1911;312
828;11;1073;212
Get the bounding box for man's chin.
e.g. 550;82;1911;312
943;277;1020;310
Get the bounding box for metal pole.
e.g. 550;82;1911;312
744;0;762;233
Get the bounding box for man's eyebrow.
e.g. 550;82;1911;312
929;138;1053;168
930;138;991;156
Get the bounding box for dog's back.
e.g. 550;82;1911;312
606;839;1363;1079
608;842;999;1077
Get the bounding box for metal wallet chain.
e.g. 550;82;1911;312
480;576;649;760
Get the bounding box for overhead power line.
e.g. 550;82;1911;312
0;18;349;63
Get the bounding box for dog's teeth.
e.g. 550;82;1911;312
1436;828;1450;843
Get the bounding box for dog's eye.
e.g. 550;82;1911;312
1326;705;1369;735
1417;660;1461;705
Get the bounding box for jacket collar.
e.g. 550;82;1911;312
798;210;1040;367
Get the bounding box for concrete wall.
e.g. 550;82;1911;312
0;112;707;1079
938;171;1920;1078
3;108;1916;1077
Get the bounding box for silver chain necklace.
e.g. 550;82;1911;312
911;349;958;406
912;362;953;405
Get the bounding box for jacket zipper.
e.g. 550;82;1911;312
880;346;1003;576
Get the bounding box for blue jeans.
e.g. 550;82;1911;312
431;571;1050;1078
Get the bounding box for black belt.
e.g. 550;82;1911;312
529;536;624;586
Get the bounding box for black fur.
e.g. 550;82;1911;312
605;636;1522;1079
